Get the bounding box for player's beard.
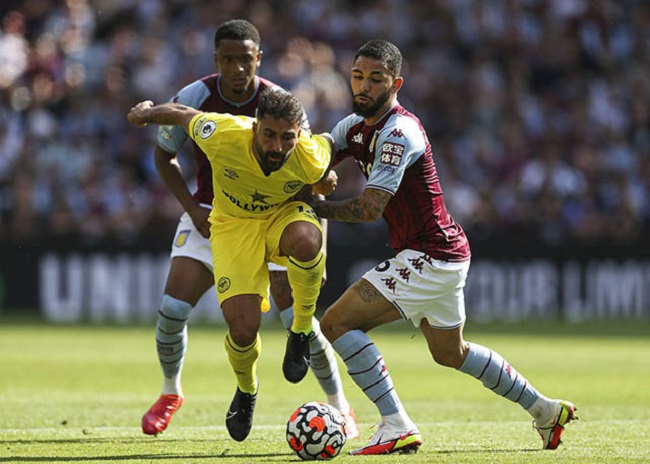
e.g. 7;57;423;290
353;89;391;119
254;140;289;174
261;150;288;172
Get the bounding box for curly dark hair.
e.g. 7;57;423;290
256;89;304;126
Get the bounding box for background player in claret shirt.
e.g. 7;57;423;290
140;19;357;440
311;40;576;456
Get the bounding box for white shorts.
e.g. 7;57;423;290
361;249;470;329
170;206;286;272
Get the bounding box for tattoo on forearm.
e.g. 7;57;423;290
313;189;388;222
356;280;382;303
313;199;367;222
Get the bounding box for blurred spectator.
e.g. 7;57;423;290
0;0;647;247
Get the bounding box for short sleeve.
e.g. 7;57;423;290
366;115;426;195
157;79;211;153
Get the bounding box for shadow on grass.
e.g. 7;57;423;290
0;449;544;462
437;448;540;454
1;438;222;445
0;453;296;462
1;437;299;462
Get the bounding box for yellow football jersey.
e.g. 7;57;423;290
189;112;331;220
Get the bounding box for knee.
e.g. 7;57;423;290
228;324;258;347
320;308;347;343
284;224;322;262
222;297;262;346
292;235;321;262
226;310;259;346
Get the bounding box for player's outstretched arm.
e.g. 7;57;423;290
127;101;201;134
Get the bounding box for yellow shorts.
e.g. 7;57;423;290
210;201;321;305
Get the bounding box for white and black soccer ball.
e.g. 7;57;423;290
286;401;347;460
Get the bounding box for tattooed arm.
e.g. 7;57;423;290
311;187;391;222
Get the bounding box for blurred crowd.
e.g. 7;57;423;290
0;0;648;248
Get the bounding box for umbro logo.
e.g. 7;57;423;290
352;133;363;144
226;410;237;420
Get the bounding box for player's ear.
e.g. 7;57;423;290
392;76;403;94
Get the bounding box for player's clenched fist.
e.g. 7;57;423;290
127;100;154;127
312;170;338;196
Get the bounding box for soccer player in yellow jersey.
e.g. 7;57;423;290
128;89;333;441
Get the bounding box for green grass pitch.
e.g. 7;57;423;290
1;319;649;463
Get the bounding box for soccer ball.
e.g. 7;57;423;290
286;401;347;460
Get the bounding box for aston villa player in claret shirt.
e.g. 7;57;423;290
311;39;576;456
